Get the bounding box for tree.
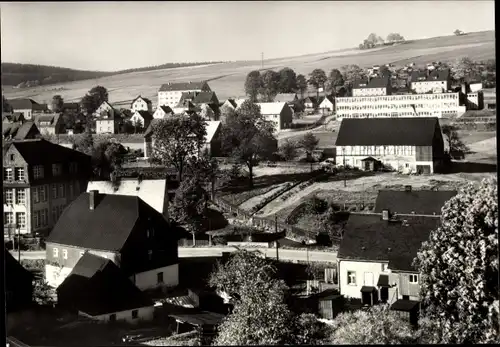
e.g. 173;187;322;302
454;29;463;36
220;105;236;124
386;33;405;43
260;70;281;102
199;103;215;120
450;57;478;84
308;69;328;100
33;279;56;306
151;114;207;182
244;70;262;102
327;68;344;95
292;313;329;345
278;67;297;93
296;74;308;99
378;65;392;79
341;65;367;95
221;100;276;188
169;175;208;245
81;85;109;115
414;179;499;344
278;139;298;161
2;95;12;113
133;118;143;133
299;132;319;171
441;124;469;157
51;95;64;113
185;151;221;200
73;128;94;155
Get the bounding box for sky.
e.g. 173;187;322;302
1;1;495;71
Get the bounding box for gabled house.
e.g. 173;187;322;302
374;187;457;216
173;99;198;115
158;81;211;108
335;117;445;174
352;77;391;97
234;98;248;110
411;69;451;94
337;212;441;325
3;139;91;236
94;102;122;134
45;191;181;289
303;96;318;111
255;102;293;133
3;121;41;141
57;252;154;323
34;113;65;135
193;91;219;107
8;98;48;120
221;99;237;111
131;96;153;113
5;250;33;312
274;93;299;111
318;95;335;112
153;106;174;119
87;178;172;220
130;110;153;131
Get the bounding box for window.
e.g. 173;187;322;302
53;248;59;258
41;209;47;226
409;274;418;284
15;168;25;181
148;250;153;261
109;314;116;322
40;186;47;202
52;184;58;199
33;211;40;229
146;230;150;238
4;168;13;181
15;188;25;205
347;271;356;285
52;207;57;223
52;164;62;177
16;212;26;229
131;310;138;319
9;154;15;161
63;249;68;259
69;183;74;198
4;212;14;225
157;272;164;283
33;165;44;179
33;187;40;204
4;189;13;205
59;184;65;198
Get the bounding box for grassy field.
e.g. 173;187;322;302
3;31;494;105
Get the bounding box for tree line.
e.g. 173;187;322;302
359;32;405;50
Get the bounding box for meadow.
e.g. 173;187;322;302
3;31;494;105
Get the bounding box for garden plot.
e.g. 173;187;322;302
239;182;292;211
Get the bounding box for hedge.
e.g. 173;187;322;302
251;182;295;213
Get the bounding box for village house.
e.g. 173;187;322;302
352;77;392;97
94;101;122;134
303;96;318;111
7;99;49;120
274;93;298;111
221;98;237;111
3;112;25;124
45;191;181;289
318;95;335;113
34;113;65;135
3;121;41;142
193;92;220;120
337;212;441;325
5;250;33;313
158;81;211;108
131;96;153;113
255;102;293;133
62;103;81;113
335;117;445;174
57;252;155;323
411;69;451;94
87;177;175;220
3;139;92;236
130;110;153;131
153;105;174;119
173;98;198;115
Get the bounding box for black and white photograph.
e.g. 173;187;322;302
1;1;497;345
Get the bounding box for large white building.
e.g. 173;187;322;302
255;102;293;133
410;69;451;94
157;81;211;108
335;92;466;120
352;77;391;97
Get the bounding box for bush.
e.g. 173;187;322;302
306;196;328;214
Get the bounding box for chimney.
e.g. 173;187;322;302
89;190;98;210
405;185;412;192
382;209;390;221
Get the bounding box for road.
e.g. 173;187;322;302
11;247;337;263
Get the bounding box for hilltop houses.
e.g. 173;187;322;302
94;101;123;134
34;113;65;135
131;96;153;113
158;81;211;108
255;102;293;133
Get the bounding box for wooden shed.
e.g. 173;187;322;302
390;299;420;326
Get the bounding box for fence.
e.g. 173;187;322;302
178;239;211;247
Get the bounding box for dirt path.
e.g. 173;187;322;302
239;182;290;211
257;172;495;217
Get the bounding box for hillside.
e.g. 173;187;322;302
3;30;495;105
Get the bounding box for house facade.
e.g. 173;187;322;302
303;96;318;111
45;191;181;289
411;69;451;94
95;102;122;134
255;102;293;133
318;96;335;112
153;106;174;119
158;81;211;108
352;77;391;97
3;139;91;236
3;121;41;142
335;92;466;119
35;113;65;135
335;117;445;174
131;96;153;113
130;111;153;131
8;99;48;120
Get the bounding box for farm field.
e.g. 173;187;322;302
3;31;494;105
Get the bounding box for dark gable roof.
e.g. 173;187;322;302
57;253;153;315
374;190;457;215
319;95;335;104
62;103;79;110
135;110;153;122
14;122;40;140
159;81;207;92
131;95;152;106
8;98;38;110
354;77;389;89
5;250;33;290
412;69;450;82
337;214;440;271
193;91;217;104
159;106;173;114
335;117;439;146
304;96;318;104
46;192;171;251
225;99;237;108
10;139;90;165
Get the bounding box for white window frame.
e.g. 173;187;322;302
34;165;44;179
4;168;13;181
347;271;356;285
63;249;68;260
16;167;25;181
4;212;14;225
409;274;418;284
53;248;59;258
16;212;26;229
4;189;13;205
15;188;25;205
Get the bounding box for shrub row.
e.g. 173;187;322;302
285;202;310;225
250;182;295;213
